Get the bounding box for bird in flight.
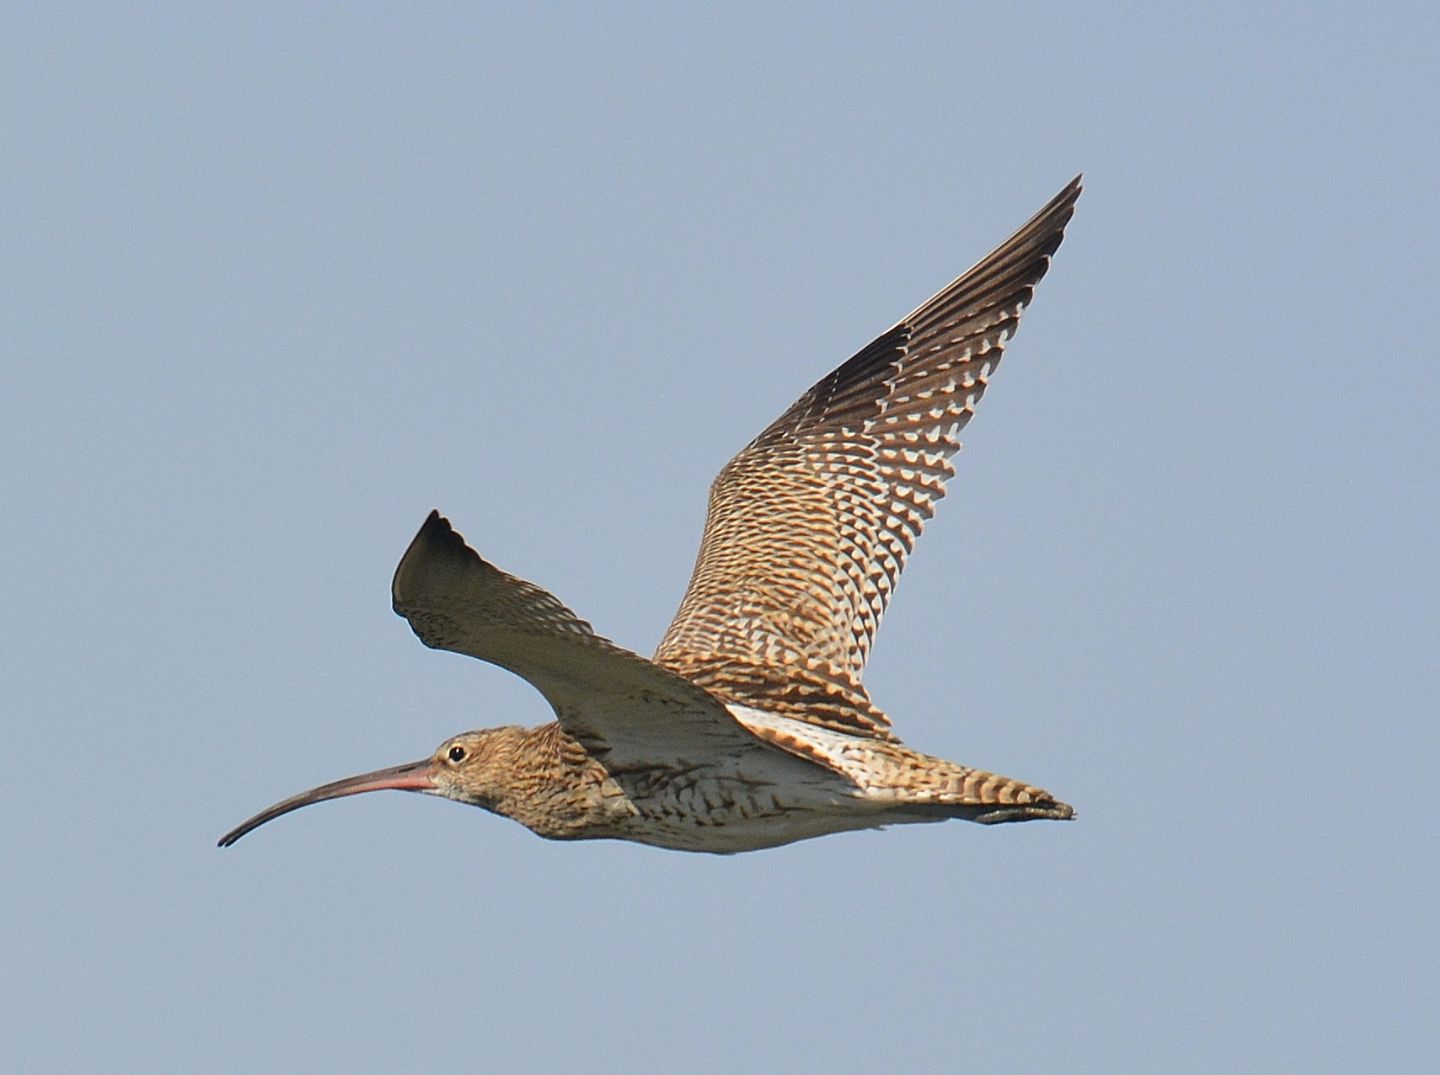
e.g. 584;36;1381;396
220;177;1081;853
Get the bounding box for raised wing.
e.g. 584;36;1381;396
393;511;761;768
655;178;1081;730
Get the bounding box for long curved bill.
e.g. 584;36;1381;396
218;758;436;847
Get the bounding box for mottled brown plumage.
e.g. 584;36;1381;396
220;178;1081;854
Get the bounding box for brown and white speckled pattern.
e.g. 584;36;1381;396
221;180;1080;854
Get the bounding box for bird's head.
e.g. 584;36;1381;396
217;726;528;846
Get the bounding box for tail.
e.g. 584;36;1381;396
875;746;1075;825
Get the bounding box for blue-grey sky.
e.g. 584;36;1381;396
4;4;1437;1071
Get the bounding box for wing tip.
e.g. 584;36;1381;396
416;509;480;563
1029;172;1085;247
1018;173;1084;255
393;509;481;610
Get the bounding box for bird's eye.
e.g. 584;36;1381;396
447;745;467;764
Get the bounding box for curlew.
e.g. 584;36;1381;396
220;177;1081;854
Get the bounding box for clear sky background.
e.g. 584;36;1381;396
4;4;1437;1072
